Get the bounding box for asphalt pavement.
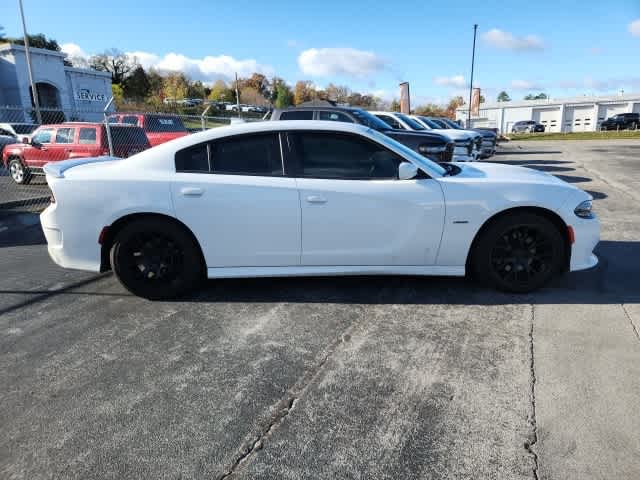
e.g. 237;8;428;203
1;139;639;480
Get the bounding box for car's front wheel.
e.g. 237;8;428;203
8;158;31;185
110;218;203;299
471;212;565;293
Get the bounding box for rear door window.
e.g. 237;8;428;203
79;128;97;144
55;127;76;144
175;144;210;172
122;115;140;126
211;133;282;176
318;111;354;123
279;111;314;120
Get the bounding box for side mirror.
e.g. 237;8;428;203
398;161;419;180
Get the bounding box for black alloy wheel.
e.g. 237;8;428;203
472;213;565;293
110;218;203;299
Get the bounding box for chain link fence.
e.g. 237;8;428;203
0;105;265;215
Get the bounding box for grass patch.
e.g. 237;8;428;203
509;131;640;141
183;118;228;130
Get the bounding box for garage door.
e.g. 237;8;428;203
533;108;561;132
598;103;628;127
633;103;640;114
564;106;594;132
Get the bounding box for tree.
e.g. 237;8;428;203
389;99;401;112
274;82;293;108
415;103;447;117
445;96;465;118
0;25;6;42
293;81;317;105
111;84;124;106
325;83;350;103
240;86;268;106
123;66;151;101
497;91;511;102
89;49;135;84
244;73;269;96
479;95;486;103
208;79;235;102
147;69;164;98
187;80;206;99
162;72;189;101
6;33;61;51
524;93;548;100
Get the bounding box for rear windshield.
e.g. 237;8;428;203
145;115;187;132
106;126;150;146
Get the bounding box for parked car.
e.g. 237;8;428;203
0;127;19;156
107;113;189;147
600;113;639;131
40;120;599;299
428;117;498;158
370;111;479;162
271;105;455;163
512;120;545;133
2;122;150;184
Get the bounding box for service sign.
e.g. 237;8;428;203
75;89;106;102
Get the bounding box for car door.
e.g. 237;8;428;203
50;127;76;161
171;132;301;268
75;126;101;157
285;130;445;266
27;127;54;167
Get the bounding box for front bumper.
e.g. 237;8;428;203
569;215;600;272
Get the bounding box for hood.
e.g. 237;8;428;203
435;129;474;140
385;129;449;145
448;161;578;188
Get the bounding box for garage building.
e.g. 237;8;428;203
456;94;640;133
0;43;113;123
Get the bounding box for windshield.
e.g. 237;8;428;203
350;109;395;131
441;118;463;129
417;117;441;129
367;128;446;177
395;113;426;130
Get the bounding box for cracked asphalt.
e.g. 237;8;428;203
1;139;639;479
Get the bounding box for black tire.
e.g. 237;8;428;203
471;212;565;293
8;158;31;185
109;218;203;299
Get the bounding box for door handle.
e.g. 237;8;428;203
306;195;327;204
180;187;204;197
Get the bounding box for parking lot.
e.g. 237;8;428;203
1;139;639;479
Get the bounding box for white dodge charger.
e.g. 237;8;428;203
41;121;599;299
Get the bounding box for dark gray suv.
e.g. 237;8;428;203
512;120;545;133
271;104;455;163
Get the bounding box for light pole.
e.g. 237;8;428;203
467;24;478;128
18;0;42;124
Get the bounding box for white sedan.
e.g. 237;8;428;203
41;121;599;299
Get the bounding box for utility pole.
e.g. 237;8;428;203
467;24;478;128
235;72;241;118
18;0;42;124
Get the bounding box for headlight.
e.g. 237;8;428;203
418;144;445;154
574;200;594;219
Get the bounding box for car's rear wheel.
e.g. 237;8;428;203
8;158;31;185
110;218;203;299
472;213;565;293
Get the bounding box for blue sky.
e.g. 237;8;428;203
1;0;639;104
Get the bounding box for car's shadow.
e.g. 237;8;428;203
184;241;640;306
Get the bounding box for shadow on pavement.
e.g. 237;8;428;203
495;150;564;155
0;212;46;247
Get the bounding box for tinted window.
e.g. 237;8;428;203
396;113;426;130
290;132;401;180
109;126;150;146
145;115;187;132
122;115;140;125
212;133;282;176
32;129;53;144
176;143;209;172
79;127;97;144
55;127;75;144
318;111;354;123
107;115;120;124
280;110;314;120
418;117;442;129
375;114;404;130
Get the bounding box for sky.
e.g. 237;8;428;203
1;0;639;105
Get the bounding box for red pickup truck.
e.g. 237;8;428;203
107;113;189;146
2;122;150;184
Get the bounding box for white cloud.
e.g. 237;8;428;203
298;47;387;78
60;42;88;59
630;19;640;37
433;75;466;88
511;79;543;90
482;29;545;51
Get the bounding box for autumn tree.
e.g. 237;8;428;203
187;80;206;99
414;103;447;117
445;96;465;118
293;81;317;105
90;49;135;84
274;82;293;108
208;79;235;102
239;86;268;106
325;83;350;103
162;72;189;101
